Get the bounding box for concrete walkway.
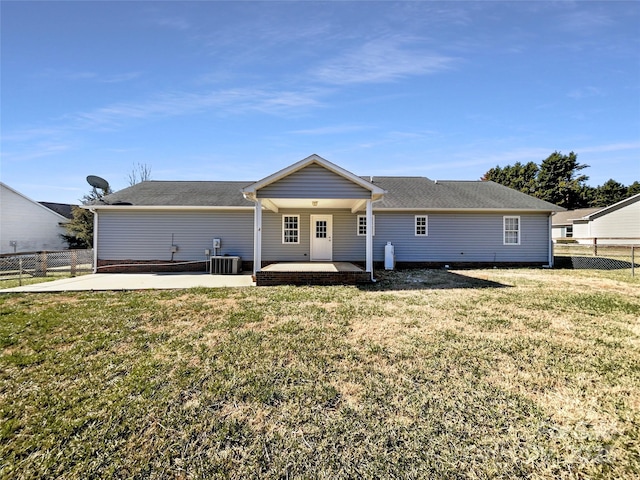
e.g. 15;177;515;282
0;272;255;293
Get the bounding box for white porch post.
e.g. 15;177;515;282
366;199;373;275
253;199;262;273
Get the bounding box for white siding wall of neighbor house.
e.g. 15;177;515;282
0;184;68;254
97;210;254;261
260;210;551;264
552;227;567;240
257;164;371;199
571;222;591;244
588;200;640;245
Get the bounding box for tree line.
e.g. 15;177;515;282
482;151;639;210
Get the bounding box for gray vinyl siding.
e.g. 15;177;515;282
98;209;551;264
261;210;550;263
261;209;366;262
371;212;550;262
257;164;371;199
98;210;253;261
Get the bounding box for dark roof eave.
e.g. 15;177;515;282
83;205;255;210
374;207;561;213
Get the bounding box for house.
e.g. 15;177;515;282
39;202;75;220
0;182;70;254
568;194;640;245
88;155;563;284
551;207;600;241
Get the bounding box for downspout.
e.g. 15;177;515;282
365;199;373;281
548;213;554;268
89;207;98;273
243;192;262;275
367;196;385;282
254;198;262;274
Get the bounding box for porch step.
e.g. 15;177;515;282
256;262;370;286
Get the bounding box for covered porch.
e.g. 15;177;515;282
255;261;370;286
241;155;386;286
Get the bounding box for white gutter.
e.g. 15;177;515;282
376;208;562;213
81;205;254;211
89;207;98;273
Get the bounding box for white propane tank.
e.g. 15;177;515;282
384;242;395;270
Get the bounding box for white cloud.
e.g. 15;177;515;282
577;142;640;154
3;87;327;145
70;88;324;128
1;144;74;163
558;9;614;33
312;37;456;85
289;125;371;135
34;69;141;84
567;86;604;99
150;15;191;31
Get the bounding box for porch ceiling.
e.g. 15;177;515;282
261;197;367;212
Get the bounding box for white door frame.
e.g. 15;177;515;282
310;214;333;261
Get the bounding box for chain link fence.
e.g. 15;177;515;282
554;241;638;277
0;250;94;287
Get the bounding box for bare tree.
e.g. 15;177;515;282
128;162;153;186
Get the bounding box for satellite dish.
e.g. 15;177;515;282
86;175;110;191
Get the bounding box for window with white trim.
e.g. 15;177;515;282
503;216;520;245
357;215;375;236
282;215;300;244
415;215;428;236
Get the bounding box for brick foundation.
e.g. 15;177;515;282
381;261;549;270
97;259;208;273
96;259;547;278
97;259;255;273
256;270;371;286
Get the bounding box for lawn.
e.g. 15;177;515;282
1;269;639;479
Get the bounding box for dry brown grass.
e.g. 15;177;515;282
1;268;639;479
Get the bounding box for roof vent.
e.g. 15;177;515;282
434;180;438;184
369;176;373;182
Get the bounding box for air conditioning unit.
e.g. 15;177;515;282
210;256;241;275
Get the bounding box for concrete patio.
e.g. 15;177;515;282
0;272;255;293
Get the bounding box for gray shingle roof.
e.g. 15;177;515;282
370;177;562;211
100;177;563;211
39;202;76;219
551;207;601;226
102;181;253;207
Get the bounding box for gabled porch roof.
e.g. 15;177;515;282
241;154;386;213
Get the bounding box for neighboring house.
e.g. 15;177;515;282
0;182;70;254
39;202;75;220
88;155;563;283
551;207;600;241
570;194;640;245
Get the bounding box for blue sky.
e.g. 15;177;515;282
2;1;639;204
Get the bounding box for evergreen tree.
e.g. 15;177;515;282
535;151;589;209
482;161;538;194
627;181;640;197
62;185;112;249
592;179;627;207
482;151;637;209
